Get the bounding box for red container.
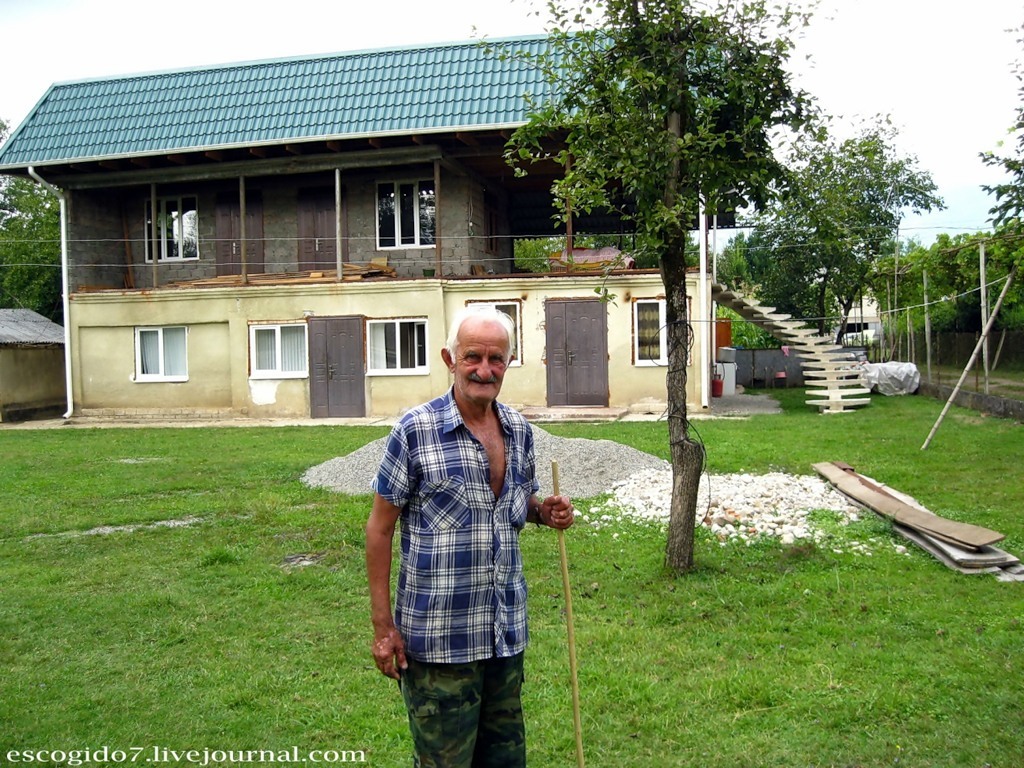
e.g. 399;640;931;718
711;377;724;397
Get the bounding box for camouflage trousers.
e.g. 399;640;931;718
398;653;526;768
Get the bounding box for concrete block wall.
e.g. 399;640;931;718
68;166;494;292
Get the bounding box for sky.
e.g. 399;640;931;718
1;0;1020;245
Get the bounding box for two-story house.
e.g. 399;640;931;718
0;36;708;420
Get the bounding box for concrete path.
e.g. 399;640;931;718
0;393;780;430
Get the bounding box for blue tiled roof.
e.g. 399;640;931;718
0;36;553;169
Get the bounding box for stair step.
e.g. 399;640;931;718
799;359;861;369
806;397;872;412
790;344;844;354
802;370;864;380
749;306;782;317
776;328;820;338
805;387;872;397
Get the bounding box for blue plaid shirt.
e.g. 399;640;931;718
373;388;539;664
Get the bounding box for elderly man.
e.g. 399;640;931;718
366;305;575;767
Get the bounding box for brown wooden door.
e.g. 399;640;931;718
309;317;365;417
545;300;609;406
214;192;264;276
297;189;337;271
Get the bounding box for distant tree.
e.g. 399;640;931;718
0;119;62;321
505;0;813;572
716;229;777;293
898;230;1024;333
750;119;942;341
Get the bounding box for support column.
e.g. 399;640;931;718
150;182;158;288
698;199;710;409
239;175;248;284
335;168;343;280
433;160;443;275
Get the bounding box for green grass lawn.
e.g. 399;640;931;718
2;393;1022;767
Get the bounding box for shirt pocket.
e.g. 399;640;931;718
507;468;532;529
418;476;472;531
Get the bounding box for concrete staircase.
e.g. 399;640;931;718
712;283;871;414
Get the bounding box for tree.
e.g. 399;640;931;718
716;230;775;293
506;0;812;572
899;230;1024;333
0;119;62;321
746;120;942;341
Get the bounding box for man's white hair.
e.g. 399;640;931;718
445;305;515;359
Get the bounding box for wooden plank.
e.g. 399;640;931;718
894;524;1018;568
894;526;1023;579
813;462;1005;549
163;261;398;290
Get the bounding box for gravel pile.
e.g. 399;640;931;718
301;425;669;499
303;425;886;550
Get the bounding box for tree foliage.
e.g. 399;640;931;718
886;230;1024;334
741;119;942;340
505;0;812;572
0;119;62;322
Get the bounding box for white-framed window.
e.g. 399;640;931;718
250;323;308;379
135;326;188;382
376;180;435;249
367;318;428;374
145;196;199;261
467;300;523;366
634;298;668;366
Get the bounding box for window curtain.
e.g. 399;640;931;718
139;330;160;375
637;303;662;362
255;328;277;371
163;327;187;376
280;326;306;372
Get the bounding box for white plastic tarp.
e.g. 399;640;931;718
861;361;920;396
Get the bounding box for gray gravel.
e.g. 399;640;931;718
301;425;669;499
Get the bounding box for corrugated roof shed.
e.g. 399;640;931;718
0;36;554;170
0;309;64;346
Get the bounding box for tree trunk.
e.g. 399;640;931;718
661;248;706;574
816;275;829;335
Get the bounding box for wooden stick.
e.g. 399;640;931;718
551;460;585;768
922;264;1017;450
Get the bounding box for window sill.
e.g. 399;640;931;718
634;360;667;368
366;368;429;377
249;372;308;380
134;376;189;383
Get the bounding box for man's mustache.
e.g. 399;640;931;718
468;373;498;384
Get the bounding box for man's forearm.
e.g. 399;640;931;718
366;494;400;631
366;531;395;629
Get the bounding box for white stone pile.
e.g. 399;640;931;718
584;468;874;549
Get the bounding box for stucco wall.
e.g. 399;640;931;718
0;346;66;421
76;322;232;410
67;270;704;420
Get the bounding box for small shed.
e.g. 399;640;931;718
0;309;66;421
